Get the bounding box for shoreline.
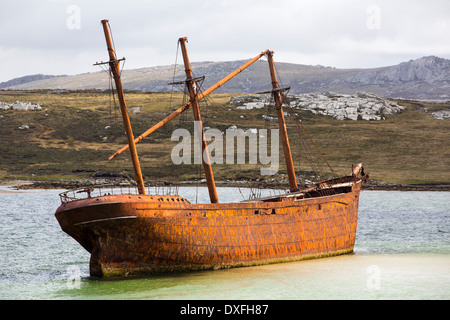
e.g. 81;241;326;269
1;179;449;192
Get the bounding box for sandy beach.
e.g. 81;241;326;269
0;180;34;193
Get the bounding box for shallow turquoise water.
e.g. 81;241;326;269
0;187;449;300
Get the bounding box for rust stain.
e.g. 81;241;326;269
55;178;364;277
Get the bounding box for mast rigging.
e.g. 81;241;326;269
97;19;146;195
108;49;271;160
178;37;219;204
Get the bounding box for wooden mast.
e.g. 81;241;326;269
100;20;146;195
267;51;299;192
178;37;219;203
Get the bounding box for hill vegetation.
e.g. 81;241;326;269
0;90;449;190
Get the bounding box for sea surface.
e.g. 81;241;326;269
0;186;449;300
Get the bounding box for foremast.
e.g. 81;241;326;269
99;20;146;194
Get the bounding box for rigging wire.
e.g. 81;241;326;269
95;22;124;125
195;75;248;201
154;40;190;195
106;21;117;57
261;91;288;196
272;58;338;182
169;41;180;110
108;69;119;122
282;96;338;178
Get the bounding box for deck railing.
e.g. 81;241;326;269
59;184;181;204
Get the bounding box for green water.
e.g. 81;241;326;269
54;253;450;300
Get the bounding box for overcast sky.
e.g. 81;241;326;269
1;0;449;82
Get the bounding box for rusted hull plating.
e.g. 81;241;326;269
55;179;362;277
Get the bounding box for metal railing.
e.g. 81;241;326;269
59;184;181;204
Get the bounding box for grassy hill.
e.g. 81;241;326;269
0;90;449;190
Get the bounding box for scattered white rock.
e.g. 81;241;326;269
236;101;265;110
0;101;42;111
131;106;142;114
430;110;450;119
262;114;277;121
228;92;405;121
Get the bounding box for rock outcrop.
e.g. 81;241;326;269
228;92;405;121
0;101;42;111
290;92;404;121
430;110;450;120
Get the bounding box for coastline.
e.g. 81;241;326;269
1;179;449;192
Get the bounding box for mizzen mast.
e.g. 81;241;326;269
178;37;219;203
98;19;146;194
267;51;299;192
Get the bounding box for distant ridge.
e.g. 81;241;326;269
0;74;64;89
2;56;449;100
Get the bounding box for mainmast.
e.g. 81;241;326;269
99;20;146;195
178;37;219;203
267;51;299;192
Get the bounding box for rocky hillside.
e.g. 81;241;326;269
229;92;406;121
0;74;62;89
2;56;449;101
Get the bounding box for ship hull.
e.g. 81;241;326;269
55;180;362;277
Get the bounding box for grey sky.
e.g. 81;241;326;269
1;0;449;82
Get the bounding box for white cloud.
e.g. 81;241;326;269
0;0;449;82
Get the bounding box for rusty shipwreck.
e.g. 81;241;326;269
55;20;368;277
